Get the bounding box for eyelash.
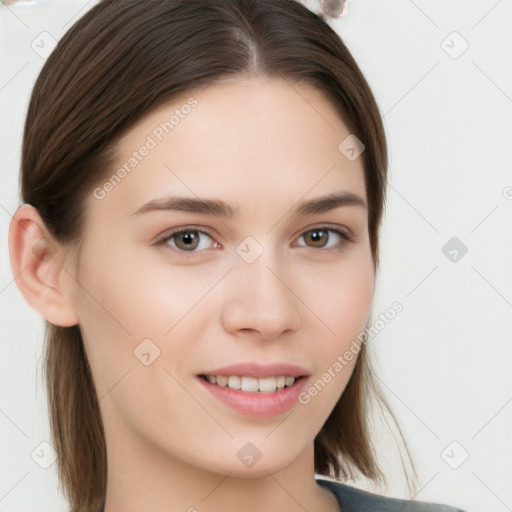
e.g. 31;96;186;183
154;225;355;258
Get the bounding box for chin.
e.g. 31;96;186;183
192;448;299;479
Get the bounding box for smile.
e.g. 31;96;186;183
199;374;298;393
197;374;308;417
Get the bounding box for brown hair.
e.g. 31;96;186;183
20;0;415;510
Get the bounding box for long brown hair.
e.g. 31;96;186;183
20;1;415;510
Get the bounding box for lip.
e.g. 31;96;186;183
199;362;311;379
197;374;309;417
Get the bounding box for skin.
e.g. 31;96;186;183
10;77;374;512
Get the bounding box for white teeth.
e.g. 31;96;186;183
285;376;295;387
203;375;297;392
228;375;241;390
240;377;259;392
215;375;228;387
258;377;276;393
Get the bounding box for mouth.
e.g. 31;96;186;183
198;374;305;393
197;372;309;417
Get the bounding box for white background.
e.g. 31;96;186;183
1;1;511;511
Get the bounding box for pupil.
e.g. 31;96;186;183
182;232;194;244
309;229;327;247
177;231;198;250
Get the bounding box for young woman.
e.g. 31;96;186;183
9;1;468;511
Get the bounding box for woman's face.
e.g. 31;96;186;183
67;77;374;477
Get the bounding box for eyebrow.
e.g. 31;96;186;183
133;191;366;218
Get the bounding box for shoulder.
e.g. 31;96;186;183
316;477;468;512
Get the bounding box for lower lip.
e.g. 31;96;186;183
197;376;308;418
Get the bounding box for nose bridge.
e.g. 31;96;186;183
243;250;284;302
221;243;302;337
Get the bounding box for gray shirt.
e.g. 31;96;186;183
316;477;467;512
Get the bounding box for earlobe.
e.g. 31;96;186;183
8;204;79;327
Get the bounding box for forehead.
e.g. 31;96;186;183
89;77;367;218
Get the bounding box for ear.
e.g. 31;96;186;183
8;204;79;327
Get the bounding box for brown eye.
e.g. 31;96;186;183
173;230;201;251
297;227;353;250
157;228;217;254
304;229;330;248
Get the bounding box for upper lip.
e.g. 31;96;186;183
199;362;311;379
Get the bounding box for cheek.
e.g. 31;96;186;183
71;242;224;397
295;257;373;416
298;248;373;396
331;271;374;340
71;244;158;396
302;249;374;345
79;246;226;335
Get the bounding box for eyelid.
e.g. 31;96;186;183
153;225;215;243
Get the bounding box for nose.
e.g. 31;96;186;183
220;250;303;340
